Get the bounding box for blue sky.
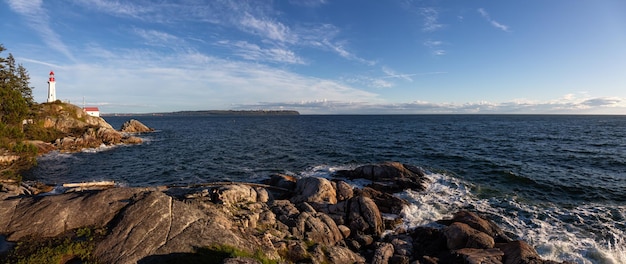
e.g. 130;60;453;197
2;0;625;114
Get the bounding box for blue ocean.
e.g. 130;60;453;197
27;115;626;263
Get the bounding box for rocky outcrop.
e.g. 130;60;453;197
335;161;429;192
0;162;572;264
120;119;154;133
32;102;151;153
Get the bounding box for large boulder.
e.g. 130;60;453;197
453;248;505;264
496;240;548;264
293;212;344;246
325;245;366;263
290;177;337;204
359;187;407;214
0;188;147;240
371;242;394;264
443;222;495;250
120;119;154;133
94;191;253;263
348;195;384;238
439;211;513;243
335;162;428;192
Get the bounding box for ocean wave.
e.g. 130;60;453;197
397;172;626;264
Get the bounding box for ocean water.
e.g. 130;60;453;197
27;115;626;263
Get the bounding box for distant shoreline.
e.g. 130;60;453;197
103;110;300;117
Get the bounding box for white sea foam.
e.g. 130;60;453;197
297;165;626;263
81;143;117;153
299;164;372;188
398;172;626;264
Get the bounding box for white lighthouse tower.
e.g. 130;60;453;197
47;71;56;103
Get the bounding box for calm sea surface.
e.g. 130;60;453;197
27;115;626;263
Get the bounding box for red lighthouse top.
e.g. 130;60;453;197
49;71;55;82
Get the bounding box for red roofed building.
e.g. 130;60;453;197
83;107;100;117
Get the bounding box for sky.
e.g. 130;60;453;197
1;0;626;114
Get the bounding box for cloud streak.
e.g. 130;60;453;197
6;0;75;61
478;8;511;32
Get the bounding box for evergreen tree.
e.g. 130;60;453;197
0;44;33;126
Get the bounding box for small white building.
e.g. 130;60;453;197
83;107;100;117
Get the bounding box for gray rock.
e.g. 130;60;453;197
442;211;513;243
453;248;504;264
326;245;366;264
335;162;428;192
335;180;354;201
496;240;546;264
360;187;408;215
264;174;297;191
218;184;260;206
390;234;413;256
1;187;146;240
293;212;343;246
371;242;394;264
291;177;337;204
443;222;495;250
94;191;253;263
120;119;154;133
348;195;384;237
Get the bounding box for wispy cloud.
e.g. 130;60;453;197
423;40;446;56
239;13;297;44
69;0;371;65
382;66;414;82
420;7;444;32
344;76;393;89
288;0;327;7
133;28;184;48
74;0;149;19
478;8;511;32
6;0;75;61
216;40;305;64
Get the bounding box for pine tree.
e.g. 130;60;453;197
0;44;33;126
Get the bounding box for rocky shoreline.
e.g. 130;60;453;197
0;162;572;264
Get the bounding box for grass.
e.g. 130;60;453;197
0;227;105;264
203;244;279;264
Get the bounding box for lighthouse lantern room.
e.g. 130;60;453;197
47;71;56;103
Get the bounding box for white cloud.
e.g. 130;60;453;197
23;45;379;113
133;28;183;48
7;0;75;61
344;76;393;89
239;13;297;44
424;40;446;56
218;40;305;64
382;66;414;82
478;8;511;32
420;7;444;32
288;0;327;7
75;0;149;18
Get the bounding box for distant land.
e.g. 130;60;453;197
103;110;300;117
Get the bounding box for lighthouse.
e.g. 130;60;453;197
47;71;56;103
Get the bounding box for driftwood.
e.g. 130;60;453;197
62;181;116;188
